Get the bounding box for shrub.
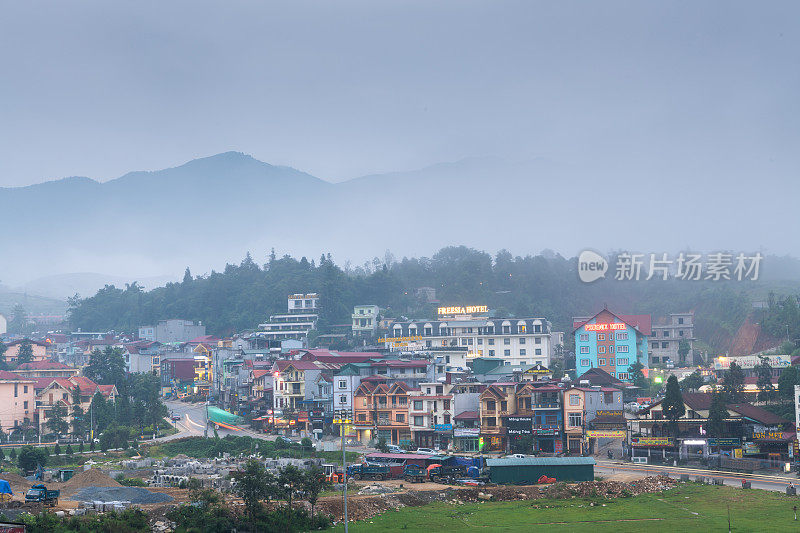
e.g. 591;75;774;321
65;444;73;455
53;443;62;456
18;446;48;472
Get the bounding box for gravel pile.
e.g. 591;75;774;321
73;486;173;504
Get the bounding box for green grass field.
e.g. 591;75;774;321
332;484;800;532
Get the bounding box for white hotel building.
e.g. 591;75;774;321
386;309;555;367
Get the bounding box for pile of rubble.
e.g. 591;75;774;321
317;476;680;523
357;484;396;496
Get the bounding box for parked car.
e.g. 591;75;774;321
415;448;436;454
171;415;181;421
386;445;405;453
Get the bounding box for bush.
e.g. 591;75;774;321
54;443;62;456
115;475;146;487
79;441;84;453
65;444;73;455
90;440;95;452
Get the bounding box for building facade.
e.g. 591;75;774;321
649;312;695;365
139;319;206;344
573;309;650;382
352;305;380;338
256;293;320;346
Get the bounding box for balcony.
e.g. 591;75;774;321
480;426;507;435
533;402;561;409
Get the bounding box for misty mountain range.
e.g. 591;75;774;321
1;151;798;299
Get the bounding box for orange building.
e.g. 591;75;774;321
352;379;412;445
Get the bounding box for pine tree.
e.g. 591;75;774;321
708;389;728;453
756;357;775;404
16;339;34;365
723;362;746;403
661;375;685;441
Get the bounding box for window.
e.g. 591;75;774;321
399;396;407;405
580;346;589;354
488;338;495;345
662;342;668;348
617;372;629;380
598;346;606;354
486;400;496;411
396;413;405;423
425;327;432;335
488;350;495;356
609;358;615;366
358;413;367;421
461;338;468;346
616;332;628;340
520;349;526;356
597;334;605;341
580;359;590;367
413;416;423;426
14;384;17;398
340;395;347;403
679;330;684;337
663;330;670;337
535;337;541;344
23;401;28;409
477;338;483;345
338;380;347;389
500;401;507;411
519;337;526;344
568;413;583;428
579;334;589;341
535;348;542;355
23;386;28;394
617;358;628;366
678;317;684;325
569;394;580;406
503;325;511;334
652;342;658;349
519;325;526;333
467;338;473;345
413;400;423;410
504;349;511;356
598;358;606;366
609;346;615;353
611;372;615;378
617;345;629;353
504;338;510;345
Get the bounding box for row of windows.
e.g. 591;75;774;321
579;332;629;342
652;341;676;349
482;348;543;357
397;324;545;336
579;358;629;367
579;345;628;354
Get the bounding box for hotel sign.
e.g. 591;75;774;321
584;322;626;332
378;336;424;343
631;436;673;447
586;430;626;438
438;305;488;316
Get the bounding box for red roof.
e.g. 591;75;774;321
370;360;428;368
6;338;50;347
187;335;221;345
272;360;320;372
573;310;652;336
252;369;271;379
33;377;57;390
17;361;73;370
0;370;27;381
454;411;478;419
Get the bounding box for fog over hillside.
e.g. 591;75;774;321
1;151;798;289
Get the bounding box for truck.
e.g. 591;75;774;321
403;464;426;483
427;464;466;483
25;484;60;506
347;463;391;481
321;464;344;483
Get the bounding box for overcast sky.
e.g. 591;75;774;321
0;1;797;187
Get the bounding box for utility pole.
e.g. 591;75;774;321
334;409;351;533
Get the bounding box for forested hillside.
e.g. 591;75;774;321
66;247;800;353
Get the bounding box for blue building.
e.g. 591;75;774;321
573;309;650;382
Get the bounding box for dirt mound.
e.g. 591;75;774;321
60;468;121;495
0;473;34;494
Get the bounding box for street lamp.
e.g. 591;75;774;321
333;409;352;533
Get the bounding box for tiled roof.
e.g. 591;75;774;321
17;361;73;370
454;410;478;419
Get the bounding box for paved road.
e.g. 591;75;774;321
596;460;800;493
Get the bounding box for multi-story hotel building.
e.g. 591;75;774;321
386;306;555;367
256;293;320;345
649;312;695;365
573;309;650;382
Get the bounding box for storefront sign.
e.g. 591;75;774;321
753;431;787;441
742;442;761;455
554;439;563;454
454;428;480;437
733;448;743;458
795;385;800;432
586;430;626;438
532;428;558;436
584;322;626;332
438;305;488;316
378;335;423;343
595;410;623;417
714;354;790;371
631;437;673;447
506;416;533;435
707;437;741;446
434;424;453;432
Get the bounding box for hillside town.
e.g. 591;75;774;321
1;291;796;473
